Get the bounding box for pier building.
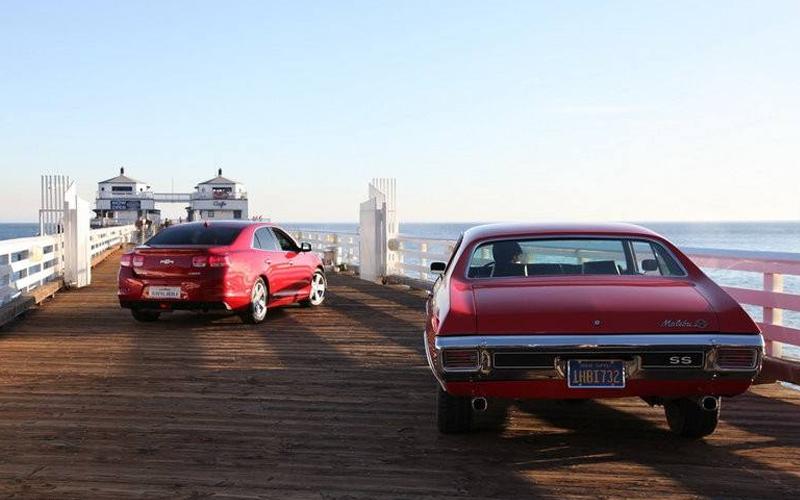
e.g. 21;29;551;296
93;168;160;227
187;169;248;221
92;167;248;225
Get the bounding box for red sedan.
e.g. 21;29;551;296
425;223;764;438
118;221;326;323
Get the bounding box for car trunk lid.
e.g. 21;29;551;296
132;246;224;279
472;277;719;334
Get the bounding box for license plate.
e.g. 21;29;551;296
145;286;182;299
567;360;626;389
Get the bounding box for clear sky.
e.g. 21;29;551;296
1;1;798;222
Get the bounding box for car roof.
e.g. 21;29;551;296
461;222;663;244
170;220;273;229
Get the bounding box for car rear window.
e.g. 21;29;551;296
467;238;685;278
145;224;244;246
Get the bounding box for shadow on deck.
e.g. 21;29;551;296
0;254;798;498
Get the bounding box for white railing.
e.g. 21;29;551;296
684;247;800;359
0;225;137;306
191;192;248;200
0;234;64;305
290;230;800;362
392;236;456;281
89;225;137;261
290;230;360;267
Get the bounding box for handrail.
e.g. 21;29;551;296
289;229;800;364
0;224;138;306
89;225;138;260
0;234;63;305
289;229;360;267
684;247;800;360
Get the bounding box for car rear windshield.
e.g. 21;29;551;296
467;238;685;278
145;224;244;246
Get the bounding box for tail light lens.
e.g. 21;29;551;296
208;255;230;267
442;349;479;371
192;255;230;268
716;347;758;370
120;254;132;267
132;255;144;267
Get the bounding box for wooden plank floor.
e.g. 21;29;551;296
0;254;799;499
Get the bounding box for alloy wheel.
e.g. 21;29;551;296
252;280;267;321
309;272;326;305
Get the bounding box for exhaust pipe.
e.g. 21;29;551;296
471;397;488;412
699;396;719;412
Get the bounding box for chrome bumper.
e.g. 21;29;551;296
425;332;764;387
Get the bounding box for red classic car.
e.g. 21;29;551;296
118;221;326;323
424;223;764;438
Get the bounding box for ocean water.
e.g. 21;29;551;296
0;223;39;241
283;221;800;333
281;221;800;253
2;221;798;328
6;220;794;252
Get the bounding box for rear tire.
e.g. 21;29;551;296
664;397;720;438
240;278;268;324
131;309;160;322
436;386;472;434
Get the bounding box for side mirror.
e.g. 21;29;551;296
641;259;659;272
430;261;447;274
300;242;312;252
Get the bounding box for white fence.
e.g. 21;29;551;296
0;225;137;306
0;234;63;305
291;229;800;362
685;247;800;359
89;225;138;259
289;230;360;267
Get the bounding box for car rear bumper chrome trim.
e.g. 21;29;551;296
435;333;764;351
426;332;764;385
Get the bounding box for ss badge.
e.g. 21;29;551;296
669;355;694;365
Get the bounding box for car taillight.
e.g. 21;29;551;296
192;255;229;268
132;255;144;267
208;255;230;267
120;254;132;267
442;349;479;371
716;347;758;370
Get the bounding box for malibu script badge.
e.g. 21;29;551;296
660;319;709;329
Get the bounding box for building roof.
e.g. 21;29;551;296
100;168;143;184
198;168;239;185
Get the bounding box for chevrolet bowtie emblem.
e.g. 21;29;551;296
160;259;175;265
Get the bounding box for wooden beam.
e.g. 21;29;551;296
0;279;62;328
756;356;800;385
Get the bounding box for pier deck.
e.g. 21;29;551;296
0;254;798;499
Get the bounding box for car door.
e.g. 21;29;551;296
252;226;293;301
270;227;310;298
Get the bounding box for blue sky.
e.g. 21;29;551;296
1;1;798;222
